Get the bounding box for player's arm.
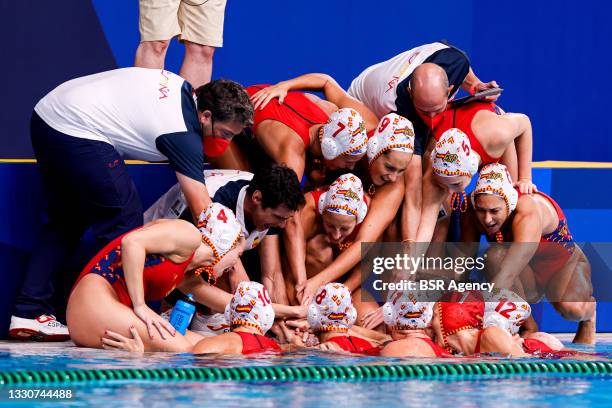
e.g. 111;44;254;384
401;155;423;241
285;194;316;302
179;275;233;313
493;197;542;289
296;180;404;303
251;73;379;132
259;235;289;304
415;165;449;245
484;113;535;193
156;132;212;221
228;258;250;291
122;220;201;308
176;173;212;222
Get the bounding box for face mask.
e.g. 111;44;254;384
416;109;445;130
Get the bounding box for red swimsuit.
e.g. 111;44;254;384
327;335;381;355
415;336;452;357
424;101;500;164
236;331;281;354
73;230;194;307
246;85;329;147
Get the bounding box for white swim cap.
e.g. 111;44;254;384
471;163;519;213
382;291;434;330
431;128;480;178
367;113;415;165
483;288;531;335
224;281;275;334
318;173;368;223
320;108;368;160
197;203;243;260
307;283;357;332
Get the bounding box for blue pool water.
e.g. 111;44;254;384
1;340;611;407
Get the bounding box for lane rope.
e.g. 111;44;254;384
1;361;611;385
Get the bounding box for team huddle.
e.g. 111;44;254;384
10;41;596;357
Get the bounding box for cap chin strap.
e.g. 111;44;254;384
451;191;468;212
194;235;223;286
194;264;218;286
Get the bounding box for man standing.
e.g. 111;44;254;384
9;68;252;341
135;0;227;88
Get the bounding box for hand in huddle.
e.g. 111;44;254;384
250;82;290;110
283;319;319;347
101;326;145;353
360;307;384;330
296;278;321;306
270;321;288;344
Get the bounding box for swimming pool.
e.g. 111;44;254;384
1;340;611;407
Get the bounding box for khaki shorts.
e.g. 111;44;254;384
139;0;227;47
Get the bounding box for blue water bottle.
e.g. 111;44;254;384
169;293;196;335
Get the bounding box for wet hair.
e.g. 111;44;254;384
195;79;254;126
247;164;306;211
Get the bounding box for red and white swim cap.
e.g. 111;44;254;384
471;163;518;213
431;128;480;178
367;113;415;164
483;288;531;335
224;281;275;334
197;203;243;261
317;173;368;223
382;291;434;330
320;108;368;160
307;283;357;332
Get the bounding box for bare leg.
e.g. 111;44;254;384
67;275;193;352
179;42;215;88
134;40;171;69
546;249;596;344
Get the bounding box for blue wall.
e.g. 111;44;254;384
0;164;609;336
2;0;610;160
0;1;609;335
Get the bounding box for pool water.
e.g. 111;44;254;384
1;340;611;407
64;377;612;408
